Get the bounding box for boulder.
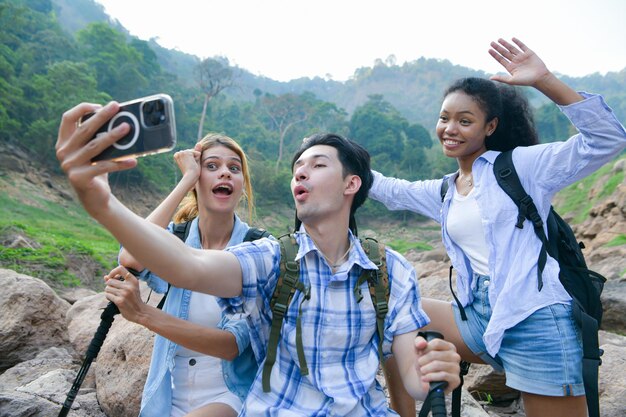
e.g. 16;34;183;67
598;334;626;417
95;319;154;417
0;347;104;417
66;292;114;358
0;269;72;372
600;280;626;335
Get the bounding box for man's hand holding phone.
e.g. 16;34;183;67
79;94;177;162
56;94;176;219
56;101;137;218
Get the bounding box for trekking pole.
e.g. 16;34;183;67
58;267;137;417
417;331;448;417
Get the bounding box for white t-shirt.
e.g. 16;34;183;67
446;187;490;276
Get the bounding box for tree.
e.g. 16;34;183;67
534;102;573;143
76;23;148;100
350;95;431;176
28;61;110;165
261;93;310;172
194;56;235;140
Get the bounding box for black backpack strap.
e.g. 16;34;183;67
575;304;602;417
244;227;271;242
172;220;193;242
440;178;449;203
156;220;193;310
494;150;547;291
448;265;467;321
263;234;310;392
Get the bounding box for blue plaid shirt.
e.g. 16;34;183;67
219;230;429;416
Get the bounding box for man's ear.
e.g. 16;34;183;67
344;174;362;196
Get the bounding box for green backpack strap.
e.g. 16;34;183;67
355;238;390;366
262;234;310;392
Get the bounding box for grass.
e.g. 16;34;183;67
605;234;626;247
386;239;433;254
554;156;624;224
0;189;119;289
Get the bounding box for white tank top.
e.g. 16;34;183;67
176;292;222;357
446;187;490;276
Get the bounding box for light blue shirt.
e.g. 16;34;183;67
369;93;626;357
136;215;257;417
219;230;429;416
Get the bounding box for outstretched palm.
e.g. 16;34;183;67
489;38;551;87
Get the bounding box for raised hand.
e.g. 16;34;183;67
55;102;136;217
489;37;583;105
173;147;202;191
488;37;551;87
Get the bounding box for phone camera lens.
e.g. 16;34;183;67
144;99;166;127
144;101;155;113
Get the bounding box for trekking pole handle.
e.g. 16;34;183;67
420;331;448;417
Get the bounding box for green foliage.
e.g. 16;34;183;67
534;102;574;143
349;94;432;178
386;239;433;254
77;22;148;100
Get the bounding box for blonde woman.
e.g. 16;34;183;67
105;133;260;417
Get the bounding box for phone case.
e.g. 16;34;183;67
85;94;177;162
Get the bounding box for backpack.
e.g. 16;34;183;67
155;220;271;309
493;150;605;417
440;150;605;417
261;234;390;393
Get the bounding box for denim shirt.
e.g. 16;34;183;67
369;93;626;357
135;215;258;417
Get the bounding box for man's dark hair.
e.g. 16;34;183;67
291;133;373;234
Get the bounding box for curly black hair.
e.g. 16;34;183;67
444;77;539;151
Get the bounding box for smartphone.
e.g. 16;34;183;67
81;94;177;162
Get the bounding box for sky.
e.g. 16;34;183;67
95;0;626;82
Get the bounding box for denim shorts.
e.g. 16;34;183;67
452;274;585;396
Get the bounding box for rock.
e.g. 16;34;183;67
60;287;99;305
600;330;626;348
587;246;626;281
0;269;72;372
95;319;154;417
600;280;626;335
66;292;113;358
91;280;163;417
464;364;520;403
0;153;27;173
417;274;454;302
0;347;105;417
598;337;626;417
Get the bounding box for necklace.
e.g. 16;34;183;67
459;172;473;187
318;240;354;269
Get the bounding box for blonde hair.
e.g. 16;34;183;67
173;133;254;223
